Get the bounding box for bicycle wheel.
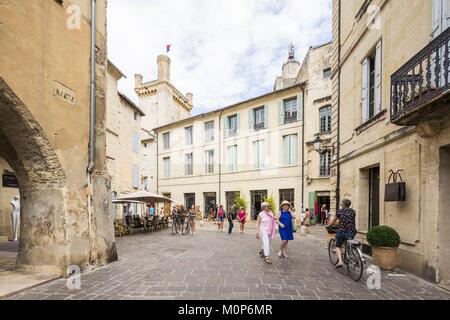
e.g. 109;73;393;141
347;246;364;281
185;222;190;235
171;221;177;235
328;237;338;265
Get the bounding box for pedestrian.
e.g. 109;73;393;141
237;206;246;234
189;205;196;235
160;206;164;216
304;208;311;226
217;205;225;232
320;204;328;225
256;202;277;264
278;201;297;258
227;207;234;235
149;204;155;217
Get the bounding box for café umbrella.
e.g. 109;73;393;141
115;191;173;204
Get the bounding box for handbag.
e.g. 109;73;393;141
385;170;406;202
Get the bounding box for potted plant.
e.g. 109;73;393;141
367;225;401;271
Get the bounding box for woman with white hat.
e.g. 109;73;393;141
278;200;297;258
256;202;277;264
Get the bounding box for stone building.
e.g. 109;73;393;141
135;55;193;193
0;0;116;275
330;0;450;284
153;49;310;218
297;42;333;216
106;61;145;219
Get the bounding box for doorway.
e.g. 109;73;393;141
226;191;240;213
438;145;450;285
204;192;217;219
368;167;380;229
251;190;268;220
184;193;195;210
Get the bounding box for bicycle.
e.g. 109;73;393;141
171;215;180;235
184;220;191;236
327;228;366;281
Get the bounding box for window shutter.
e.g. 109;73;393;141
361;58;370;122
374;41;382;115
278;101;284;125
223;117;228;138
260;140;265;168
249;109;254;131
264;105;269;128
283;136;289;165
236;113;241;134
433;0;443;38
292;135;298;164
297;93;303;121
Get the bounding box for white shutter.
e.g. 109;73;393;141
236;113;241;134
444;0;450;30
278;101;284;125
361;58;370;122
433;0;443;38
132;165;139;188
283;136;289;165
260;140;265;168
374;41;382;115
223;117;228;138
291;134;298;164
264;105;269;128
253;141;258;169
249;109;255;131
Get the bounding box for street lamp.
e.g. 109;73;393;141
312;135;334;154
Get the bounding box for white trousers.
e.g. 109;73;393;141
260;232;272;257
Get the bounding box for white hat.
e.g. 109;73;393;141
261;202;269;208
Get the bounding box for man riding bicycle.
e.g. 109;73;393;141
326;198;357;269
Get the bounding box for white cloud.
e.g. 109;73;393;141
107;0;331;115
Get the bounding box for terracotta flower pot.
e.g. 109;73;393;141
372;246;398;271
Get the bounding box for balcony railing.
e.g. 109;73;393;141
284;112;298;124
253;122;265;131
391;26;450;125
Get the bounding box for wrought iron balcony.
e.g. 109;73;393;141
284;112;298;124
391;27;450;126
253;122;265;131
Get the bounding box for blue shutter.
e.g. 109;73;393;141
264;105;268;128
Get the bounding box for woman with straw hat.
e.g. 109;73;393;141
256;202;277;264
278;200;297;258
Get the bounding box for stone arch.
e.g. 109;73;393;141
0;77;69;273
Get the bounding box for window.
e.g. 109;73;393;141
320;151;331;176
132;165;139;188
227;114;238;137
283;97;298;124
283;134;298;165
163;157;170;178
362;41;382;122
320;106;332;133
132;131;140;153
185;126;193;145
185;153;193;176
205;150;215;174
279;189;295;207
163;132;170;150
253;107;265;130
227;145;238;172
143;176;149;190
253;140;265;169
204;121;215;143
323;67;331;79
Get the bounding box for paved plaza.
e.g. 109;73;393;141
3;222;450;300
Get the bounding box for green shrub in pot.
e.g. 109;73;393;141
367;226;401;248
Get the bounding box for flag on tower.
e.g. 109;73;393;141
166;44;172;53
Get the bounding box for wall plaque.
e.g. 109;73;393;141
53;81;76;106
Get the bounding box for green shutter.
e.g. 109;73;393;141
278;101;284;125
283;135;289;165
308;192;316;213
249;109;254;131
297;93;303;121
236;113;241;133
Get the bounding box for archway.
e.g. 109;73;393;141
0;77;70;274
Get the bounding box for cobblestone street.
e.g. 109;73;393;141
5;223;450;300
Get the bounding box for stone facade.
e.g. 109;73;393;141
135;55;193;192
106;61;145;219
0;0;116;275
330;0;450;283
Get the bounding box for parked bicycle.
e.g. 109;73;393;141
327;226;366;281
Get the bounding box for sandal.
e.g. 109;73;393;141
259;250;264;258
264;257;272;264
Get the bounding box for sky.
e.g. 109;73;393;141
107;0;332;115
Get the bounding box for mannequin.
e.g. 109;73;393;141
10;195;20;242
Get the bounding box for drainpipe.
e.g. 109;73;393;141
301;87;305;211
87;0;97;175
335;0;342;213
218;111;223;206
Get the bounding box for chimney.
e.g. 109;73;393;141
186;92;193;105
157;55;171;82
134;74;143;88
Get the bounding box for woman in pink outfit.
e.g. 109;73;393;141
256;202;277;264
238;206;246;234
